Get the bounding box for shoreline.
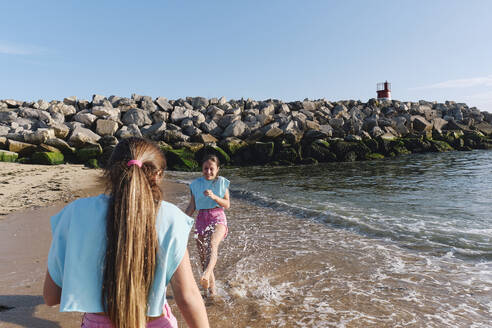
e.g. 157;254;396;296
1;163;491;327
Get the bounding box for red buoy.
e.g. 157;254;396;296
377;81;391;100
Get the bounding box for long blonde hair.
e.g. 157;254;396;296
102;137;166;328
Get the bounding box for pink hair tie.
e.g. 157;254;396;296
127;159;143;168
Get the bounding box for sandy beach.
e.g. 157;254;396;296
0;163;104;218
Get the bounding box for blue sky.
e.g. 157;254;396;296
1;1;491;111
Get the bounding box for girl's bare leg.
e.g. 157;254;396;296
208;271;216;296
200;224;226;294
196;234;208;271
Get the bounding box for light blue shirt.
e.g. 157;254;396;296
190;176;230;210
47;194;193;316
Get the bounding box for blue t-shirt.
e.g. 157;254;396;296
47;194;193;316
190;176;230;210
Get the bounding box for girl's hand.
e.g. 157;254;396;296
203;189;216;200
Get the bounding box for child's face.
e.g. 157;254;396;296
202;160;219;180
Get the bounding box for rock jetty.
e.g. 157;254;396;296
1;95;491;170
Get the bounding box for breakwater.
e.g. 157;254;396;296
1;95;491;169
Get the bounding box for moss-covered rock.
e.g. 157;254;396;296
17;157;31;164
231;145;255;166
174;142;205;153
463;131;486;149
219;137;248;156
273;147;299;163
389;140;411;156
252;141;274;164
365;153;385;160
442;131;465;150
157;141;173;152
0;150;18;162
429;140;454;152
331;140;370;161
31;152;65;165
304;139;337;162
164;148;199;171
402;138;432;153
195;145;230;166
363;138;379;153
76;144;103;162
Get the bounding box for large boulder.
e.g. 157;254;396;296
218;137;248;156
429;140;454;152
48;103;76;116
92;106;120;120
218;114;240;129
0;111;18;124
49;123;70;139
0;149;18;162
170;106;192;123
116;124;143;139
69;126;101;147
0;125;10;136
164;148;198;171
155;97;173;111
140;122;167;139
473;121;492;136
252;141;274;164
402;138;432;153
73;112;98;126
162;130;190;144
152;110;169;123
192;97;209;108
76;144;103;162
8;139;36;156
222;120;249;138
45;138;75;155
122;108;152;127
304;139;336;162
331;140;371;162
141;98;157;112
195;134;218;144
96;119;119;136
23;128;55;145
412;116;433;132
31;152;64;165
200;120;222;136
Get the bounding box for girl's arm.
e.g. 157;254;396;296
43;270;61;306
170;249;210;328
204;189;230;209
185;193;196;217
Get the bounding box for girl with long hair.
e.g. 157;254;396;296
43;137;209;328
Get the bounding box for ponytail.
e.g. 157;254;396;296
102;138;165;328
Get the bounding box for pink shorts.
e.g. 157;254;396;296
195;207;228;239
81;303;177;328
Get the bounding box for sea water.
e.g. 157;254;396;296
167;150;492;327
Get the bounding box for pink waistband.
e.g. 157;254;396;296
198;207;224;213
